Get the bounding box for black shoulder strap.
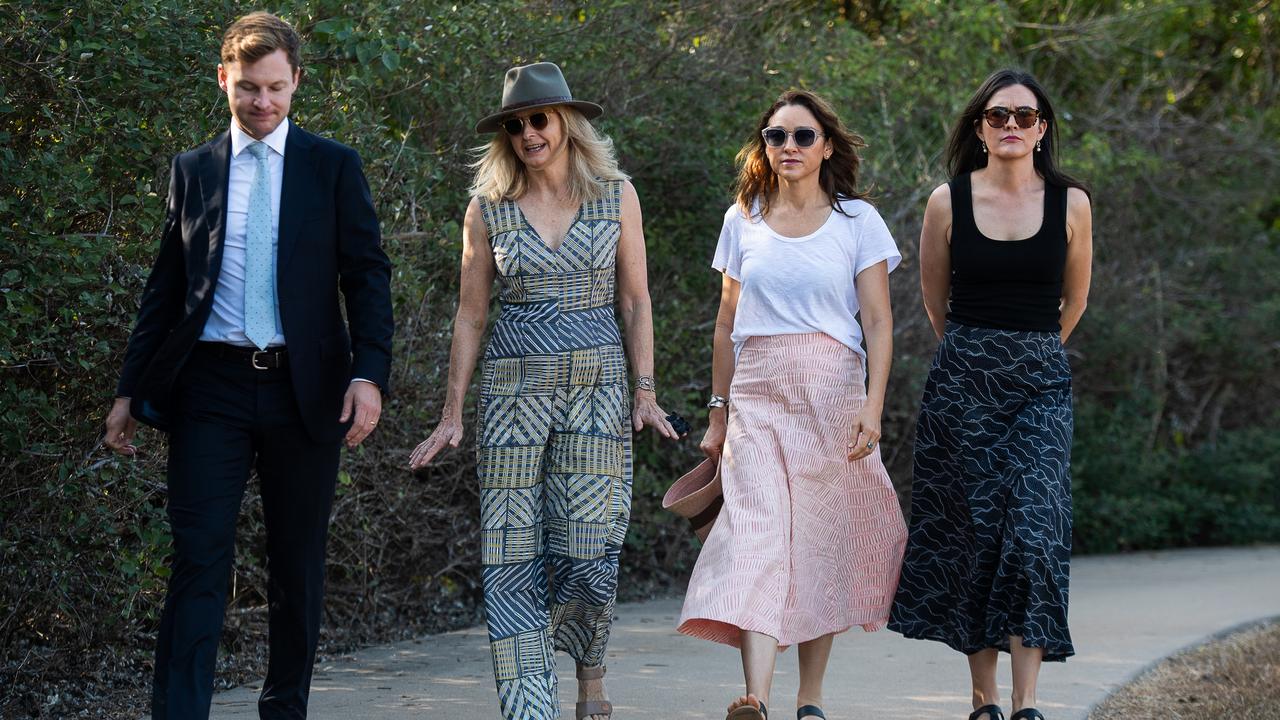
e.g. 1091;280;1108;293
948;172;976;239
1046;181;1069;240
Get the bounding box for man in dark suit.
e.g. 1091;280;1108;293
103;12;393;719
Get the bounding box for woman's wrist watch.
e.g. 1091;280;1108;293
706;394;729;409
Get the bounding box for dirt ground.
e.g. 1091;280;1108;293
1089;619;1280;720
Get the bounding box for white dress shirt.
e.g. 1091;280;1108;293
199;118;289;347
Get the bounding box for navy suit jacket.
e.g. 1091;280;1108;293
116;125;394;443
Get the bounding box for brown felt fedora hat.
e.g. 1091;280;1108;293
475;61;604;134
662;458;723;542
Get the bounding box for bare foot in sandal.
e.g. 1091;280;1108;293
726;693;767;719
575;663;612;720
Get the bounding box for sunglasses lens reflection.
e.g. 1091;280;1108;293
503;112;551;136
984;107;1039;129
762;128;819;148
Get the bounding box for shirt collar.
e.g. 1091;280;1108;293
230;117;290;158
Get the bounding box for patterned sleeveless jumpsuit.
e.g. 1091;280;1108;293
476;180;632;719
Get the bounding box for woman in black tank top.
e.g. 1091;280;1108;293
888;70;1094;720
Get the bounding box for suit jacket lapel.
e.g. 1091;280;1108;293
277;126;315;272
198;131;231;284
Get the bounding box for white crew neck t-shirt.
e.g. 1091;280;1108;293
712;197;901;362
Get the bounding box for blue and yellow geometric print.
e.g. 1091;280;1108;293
476;180;633;719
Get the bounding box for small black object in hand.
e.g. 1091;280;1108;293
665;413;691;438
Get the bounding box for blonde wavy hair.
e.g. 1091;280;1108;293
469;105;628;205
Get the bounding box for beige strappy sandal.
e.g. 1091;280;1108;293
575;664;613;719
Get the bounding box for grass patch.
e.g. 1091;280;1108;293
1090;619;1280;719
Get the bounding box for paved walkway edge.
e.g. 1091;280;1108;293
200;546;1280;720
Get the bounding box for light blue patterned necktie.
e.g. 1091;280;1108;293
243;141;277;350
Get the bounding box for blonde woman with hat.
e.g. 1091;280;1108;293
410;61;679;720
677;89;908;720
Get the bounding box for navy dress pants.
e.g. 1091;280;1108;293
150;344;340;720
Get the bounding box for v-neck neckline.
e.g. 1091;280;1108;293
514;199;583;255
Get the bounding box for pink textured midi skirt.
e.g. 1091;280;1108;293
678;333;907;648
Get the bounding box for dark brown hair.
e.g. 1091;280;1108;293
221;12;301;72
946;68;1089;195
734;89;868;219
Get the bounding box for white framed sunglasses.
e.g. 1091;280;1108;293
761;126;824;148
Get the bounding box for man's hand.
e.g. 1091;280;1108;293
340;380;382;449
104;397;139;456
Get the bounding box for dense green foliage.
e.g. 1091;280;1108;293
2;0;1277;715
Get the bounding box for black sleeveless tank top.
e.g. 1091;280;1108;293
946;173;1068;332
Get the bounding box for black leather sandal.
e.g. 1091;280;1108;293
1010;710;1045;720
969;705;1006;720
797;705;826;719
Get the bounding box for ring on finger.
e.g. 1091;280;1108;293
867;441;875;449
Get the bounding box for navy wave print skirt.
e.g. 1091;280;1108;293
888;322;1075;661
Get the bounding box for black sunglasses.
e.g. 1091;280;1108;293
761;126;823;148
981;106;1042;129
502;111;553;136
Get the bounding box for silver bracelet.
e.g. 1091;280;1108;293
706;394;729;409
634;375;656;393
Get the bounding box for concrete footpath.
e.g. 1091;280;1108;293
207;546;1280;719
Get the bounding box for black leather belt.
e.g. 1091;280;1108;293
197;342;289;369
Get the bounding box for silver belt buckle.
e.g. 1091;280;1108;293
251;350;271;370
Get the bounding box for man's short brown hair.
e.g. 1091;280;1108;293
221;12;301;71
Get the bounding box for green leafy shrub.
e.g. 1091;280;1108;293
1;1;1276;716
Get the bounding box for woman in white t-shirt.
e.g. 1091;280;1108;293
677;89;908;720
